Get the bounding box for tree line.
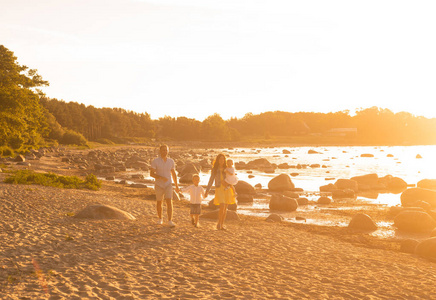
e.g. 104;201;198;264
1;45;436;154
39;98;436;145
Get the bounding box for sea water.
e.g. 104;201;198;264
198;145;436;204
141;145;436;237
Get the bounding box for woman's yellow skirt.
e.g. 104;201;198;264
213;185;236;205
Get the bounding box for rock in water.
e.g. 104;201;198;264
268;174;295;192
334;179;358;192
75;204;136;220
269;194;298;211
401;188;436;208
417;179;436;190
348;213;377;231
394;211;436;233
235;180;256;195
317;196;332;205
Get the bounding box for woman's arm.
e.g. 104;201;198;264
205;169;216;196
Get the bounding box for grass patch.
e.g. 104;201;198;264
4;170;101;190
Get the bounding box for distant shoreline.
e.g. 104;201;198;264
106;140;436;150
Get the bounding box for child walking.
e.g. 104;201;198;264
182;174;205;227
224;159;238;195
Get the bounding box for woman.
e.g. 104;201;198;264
205;153;236;230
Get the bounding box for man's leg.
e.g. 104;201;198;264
165;198;173;221
156;200;163;219
155;185;164;223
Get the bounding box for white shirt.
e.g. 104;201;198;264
151;157;175;188
182;185;205;204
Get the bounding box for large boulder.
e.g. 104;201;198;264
348;213;377;231
400;239;419;253
414;237;436;261
332;189;355;199
350;174;379;186
297;197;309;205
235;181;256;195
379;175;407;191
269;194;298;212
75;204;136;220
265;214;284;222
417;179;436;190
388;206;425;217
268;174;295;192
200;210;240;221
401;188;436;208
237;194;254;203
199;158;211;169
317;196;332;205
334;179;358;192
319;183;337;192
179;163;200;177
247;158;274;170
179;173;195;184
394;211;436;233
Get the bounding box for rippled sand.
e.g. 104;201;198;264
1;175;435;299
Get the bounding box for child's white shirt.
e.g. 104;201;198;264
225;167;236;175
224;167;238;185
182;185;205;204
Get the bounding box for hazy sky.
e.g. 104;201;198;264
1;0;436;120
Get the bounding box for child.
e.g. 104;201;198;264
224;159;238;194
182;174;205;227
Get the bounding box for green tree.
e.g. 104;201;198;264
201;113;231;141
0;45;50;149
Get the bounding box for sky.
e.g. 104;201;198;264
1;0;436;121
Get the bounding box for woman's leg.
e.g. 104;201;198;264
221;204;228;229
217;204;226;229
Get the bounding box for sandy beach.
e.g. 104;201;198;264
1;151;435;299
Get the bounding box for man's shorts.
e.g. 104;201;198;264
155;184;173;201
190;204;201;215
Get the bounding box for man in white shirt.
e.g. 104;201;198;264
150;145;180;227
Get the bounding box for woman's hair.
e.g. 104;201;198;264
212;153;227;171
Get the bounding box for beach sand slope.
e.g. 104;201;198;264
1;178;435;299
